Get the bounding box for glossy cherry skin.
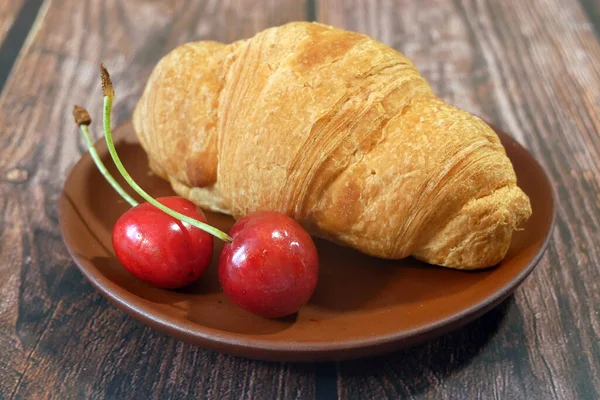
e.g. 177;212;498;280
112;196;214;289
218;211;319;318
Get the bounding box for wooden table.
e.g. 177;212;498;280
1;0;598;399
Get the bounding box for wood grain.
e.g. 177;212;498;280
318;0;600;398
0;1;314;399
1;0;599;399
579;0;600;37
0;0;24;45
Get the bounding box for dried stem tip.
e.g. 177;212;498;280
100;62;114;99
73;105;92;126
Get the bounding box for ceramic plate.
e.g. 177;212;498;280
59;121;555;362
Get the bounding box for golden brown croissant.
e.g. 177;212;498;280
132;22;531;270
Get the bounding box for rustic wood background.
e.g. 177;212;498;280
1;0;599;399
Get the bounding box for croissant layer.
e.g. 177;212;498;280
132;22;532;269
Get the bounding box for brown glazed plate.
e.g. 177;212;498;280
59;121;555;362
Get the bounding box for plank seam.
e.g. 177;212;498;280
0;0;45;95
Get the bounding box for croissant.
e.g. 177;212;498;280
132;22;531;270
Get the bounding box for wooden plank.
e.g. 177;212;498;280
0;0;31;91
0;0;25;44
579;0;600;37
0;1;312;399
318;0;600;399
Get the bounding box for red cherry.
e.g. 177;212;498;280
112;196;214;289
218;211;319;318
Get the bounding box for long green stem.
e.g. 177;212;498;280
80;124;139;207
102;96;233;242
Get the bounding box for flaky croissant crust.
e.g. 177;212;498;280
133;22;531;269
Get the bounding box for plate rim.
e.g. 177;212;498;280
59;121;557;360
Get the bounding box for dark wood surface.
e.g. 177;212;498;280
0;1;24;42
0;0;598;399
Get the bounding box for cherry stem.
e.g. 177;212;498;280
79;124;139;207
72;105;139;207
100;65;233;242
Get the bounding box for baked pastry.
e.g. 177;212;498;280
132;21;531;269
